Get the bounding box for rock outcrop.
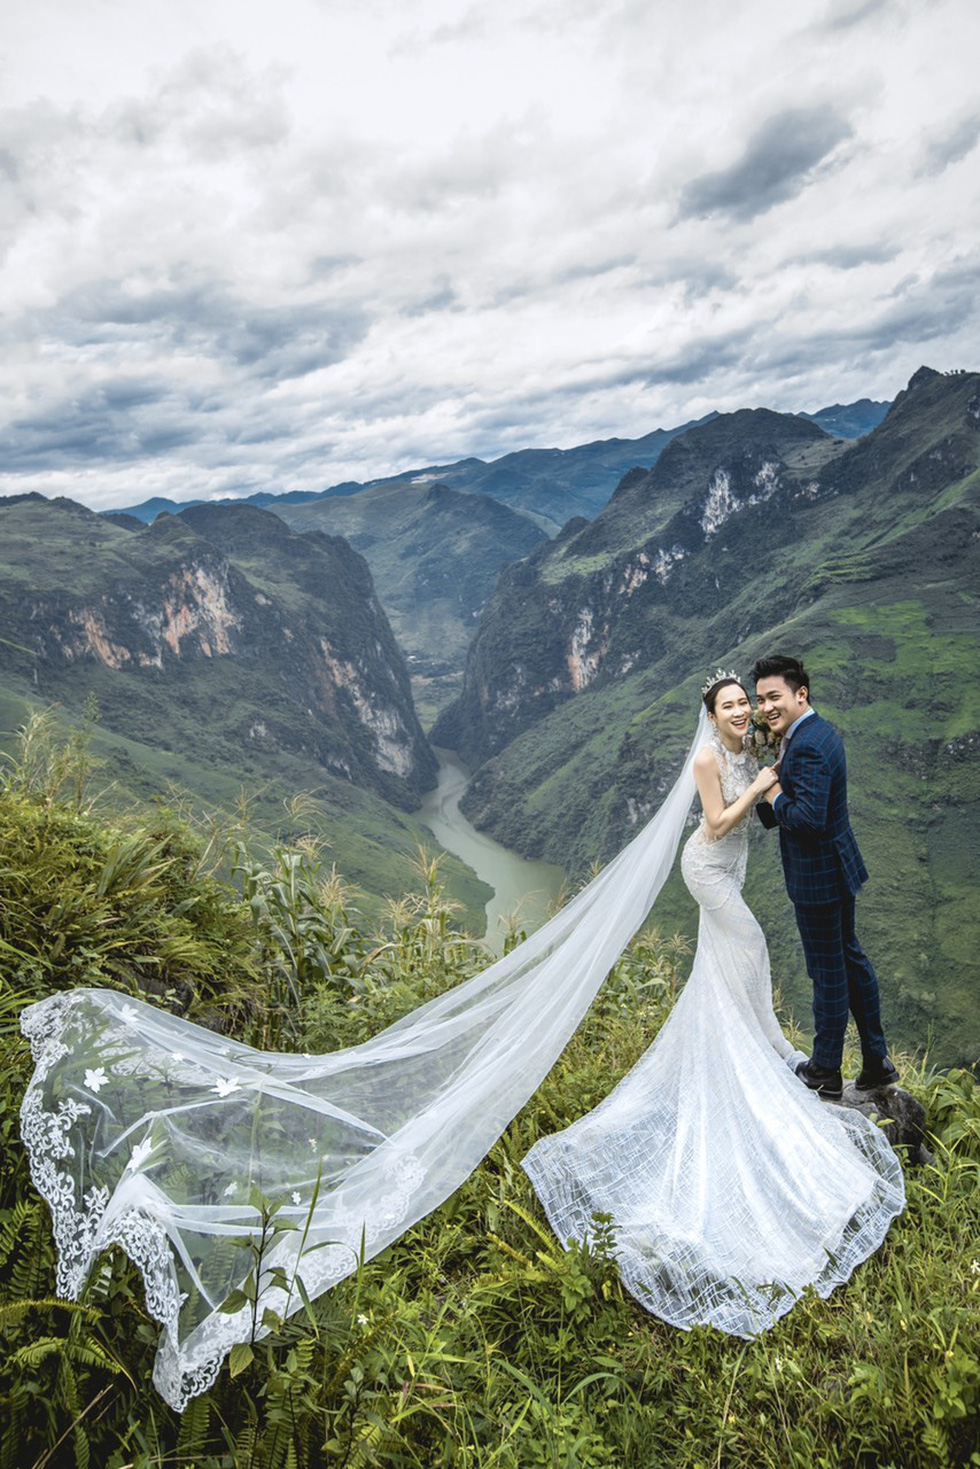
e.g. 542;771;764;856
831;1084;933;1166
0;495;436;806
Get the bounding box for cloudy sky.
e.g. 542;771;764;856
1;0;977;511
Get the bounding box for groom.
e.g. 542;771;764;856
752;654;898;1098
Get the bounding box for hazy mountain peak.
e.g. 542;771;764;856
179;501;294;552
907;364;942;391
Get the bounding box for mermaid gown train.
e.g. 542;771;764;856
522;733;905;1335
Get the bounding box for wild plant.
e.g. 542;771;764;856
0;735;978;1467
0;697;109;815
232;836;370;1046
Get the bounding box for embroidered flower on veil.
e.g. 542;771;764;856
211;1077;242;1097
83;1067;109;1093
127;1138;156;1171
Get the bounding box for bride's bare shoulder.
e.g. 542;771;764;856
693;745;721;776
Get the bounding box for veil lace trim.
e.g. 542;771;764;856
20;713;710;1409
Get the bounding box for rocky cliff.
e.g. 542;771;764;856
0;496;436;806
432;409;842;763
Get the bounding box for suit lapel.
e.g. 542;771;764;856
779;712;819;794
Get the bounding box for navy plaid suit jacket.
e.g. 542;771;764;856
773;712;868;906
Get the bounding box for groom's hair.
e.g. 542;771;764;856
751;654;810;695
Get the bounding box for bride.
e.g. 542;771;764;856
19;672;904;1409
523;673;904;1335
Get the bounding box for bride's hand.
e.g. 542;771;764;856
753;766;780;794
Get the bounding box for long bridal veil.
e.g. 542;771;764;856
20;714;710;1409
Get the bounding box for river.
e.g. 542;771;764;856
418;747;567;953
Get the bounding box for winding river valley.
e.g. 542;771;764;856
419;748;566;953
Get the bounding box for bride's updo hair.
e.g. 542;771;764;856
702;677;749;714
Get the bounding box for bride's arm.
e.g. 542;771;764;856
694;749;780;840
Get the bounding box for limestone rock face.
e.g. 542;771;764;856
0;495;436;806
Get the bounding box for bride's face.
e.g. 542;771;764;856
710;684;752;747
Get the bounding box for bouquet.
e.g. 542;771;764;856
747;709;781;762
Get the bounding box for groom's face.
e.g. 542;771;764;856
755;676;809;736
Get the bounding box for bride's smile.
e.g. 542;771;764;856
709;684;752;751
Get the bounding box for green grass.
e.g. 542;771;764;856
542;550;616;583
0;769;977;1468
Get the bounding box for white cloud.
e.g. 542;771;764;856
0;0;977;510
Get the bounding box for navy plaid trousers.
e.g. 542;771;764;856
793;895;888;1069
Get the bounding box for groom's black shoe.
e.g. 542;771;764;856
795;1058;843;1098
854;1055;899;1090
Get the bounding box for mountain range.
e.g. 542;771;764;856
432;367;980;1067
111;401;889;534
108;399;890;724
2;375;972;1062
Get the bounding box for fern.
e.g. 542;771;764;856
0;1298;94;1326
0;1382;27;1469
176;1390;210;1458
57;1353;92;1469
9;1333;123;1376
0;1198;42;1270
9;1335;74;1369
5;1205;52;1301
233;1419;258;1463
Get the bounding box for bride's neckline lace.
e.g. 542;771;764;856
709;728;751;763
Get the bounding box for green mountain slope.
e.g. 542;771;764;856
0;496;436;805
0;497;495;923
274;482;548;723
434;368;980;1066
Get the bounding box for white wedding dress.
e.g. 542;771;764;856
523;731;905;1335
19;716;904;1408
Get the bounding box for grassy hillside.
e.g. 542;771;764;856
0;679;492;934
1;776;977;1468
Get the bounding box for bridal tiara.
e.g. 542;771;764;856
701;667;741;696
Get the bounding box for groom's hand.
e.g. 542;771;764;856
764;781;783;805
